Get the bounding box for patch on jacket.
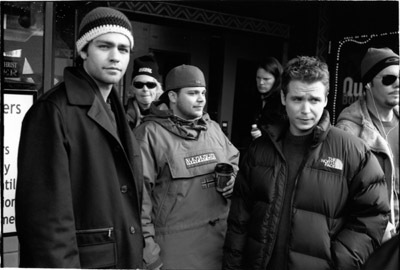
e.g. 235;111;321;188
184;152;217;168
320;157;343;171
201;176;216;189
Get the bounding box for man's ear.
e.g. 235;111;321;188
280;90;286;106
324;96;328;108
168;91;177;104
79;51;87;60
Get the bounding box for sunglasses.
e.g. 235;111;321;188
133;81;157;89
375;74;399;86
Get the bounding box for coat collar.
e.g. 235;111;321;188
63;67;143;207
64;67;97;106
63;67;121;142
266;109;331;148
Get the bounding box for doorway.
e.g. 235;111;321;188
231;58;259;157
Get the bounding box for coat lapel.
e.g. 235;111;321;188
64;67;121;144
87;95;122;144
64;67;142;207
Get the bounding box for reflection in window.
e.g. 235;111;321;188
3;2;44;91
54;2;77;86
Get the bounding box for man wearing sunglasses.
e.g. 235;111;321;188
337;47;399;241
126;54;164;129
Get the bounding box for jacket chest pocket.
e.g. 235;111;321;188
154;148;228;225
167;148;224;179
76;227;116;268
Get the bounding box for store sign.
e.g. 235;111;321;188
3;57;22;78
3;90;36;234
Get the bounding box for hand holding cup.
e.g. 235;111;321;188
215;163;235;198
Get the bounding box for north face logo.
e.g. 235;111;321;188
321;157;343;170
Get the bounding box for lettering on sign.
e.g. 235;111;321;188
3;91;35;234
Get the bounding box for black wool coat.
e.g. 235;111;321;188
16;67;144;268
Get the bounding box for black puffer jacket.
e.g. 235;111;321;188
223;110;390;270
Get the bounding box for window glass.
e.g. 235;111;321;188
53;2;77;85
3;2;44;91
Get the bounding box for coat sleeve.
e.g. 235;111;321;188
142;181;163;270
135;129;163;270
332;150;390;270
221;130;240;174
16;101;80;267
222;153;253;270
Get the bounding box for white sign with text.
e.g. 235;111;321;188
3;91;35;234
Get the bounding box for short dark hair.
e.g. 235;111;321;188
74;43;90;67
256;57;283;93
281;56;329;96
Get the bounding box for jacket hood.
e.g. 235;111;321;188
336;95;398;161
336;95;368;126
142;100;209;140
337;95;399;127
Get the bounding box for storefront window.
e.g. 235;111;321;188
53;2;77;85
3;2;44;92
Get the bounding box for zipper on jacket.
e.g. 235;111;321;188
76;227;114;238
263;148;311;267
283;151;313;261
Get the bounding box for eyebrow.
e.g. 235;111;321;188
94;39;130;48
290;93;322;99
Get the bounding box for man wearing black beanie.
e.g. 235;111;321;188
337;47;399;241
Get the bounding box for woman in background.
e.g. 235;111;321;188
126;54;163;129
251;56;286;139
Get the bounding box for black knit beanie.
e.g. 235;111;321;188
132;54;160;81
361;47;399;84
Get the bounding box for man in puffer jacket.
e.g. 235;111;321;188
223;56;390;270
135;64;240;270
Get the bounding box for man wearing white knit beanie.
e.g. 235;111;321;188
16;7;144;268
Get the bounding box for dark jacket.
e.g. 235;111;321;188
256;89;286;130
223;110;390;270
16;67;144;268
361;233;399;270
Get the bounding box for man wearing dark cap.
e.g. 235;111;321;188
337;47;399;241
16;7;144;268
134;64;240;270
125;54;163;129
